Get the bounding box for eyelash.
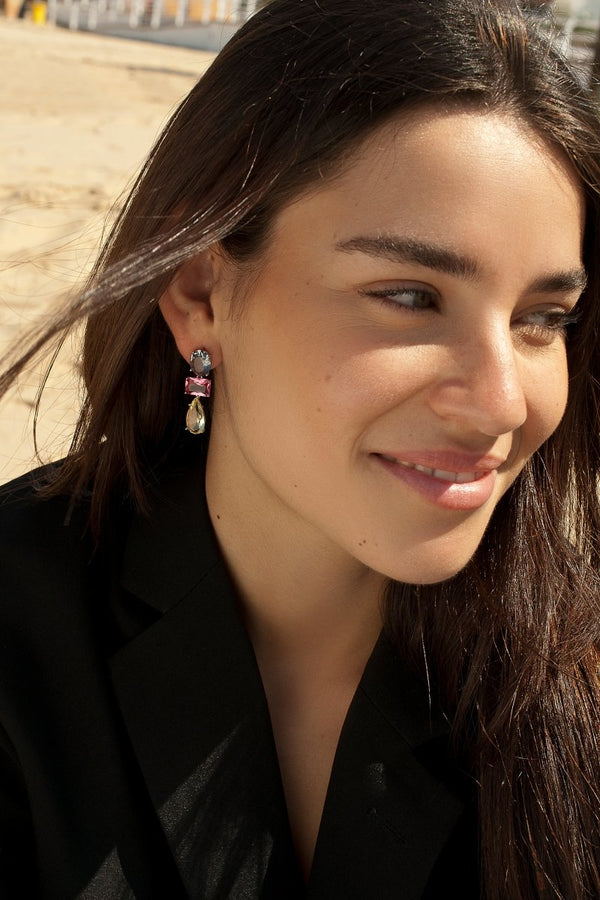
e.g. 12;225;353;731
362;287;581;338
515;309;581;338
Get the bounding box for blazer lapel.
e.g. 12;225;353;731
308;634;476;899
105;450;475;898
107;456;303;899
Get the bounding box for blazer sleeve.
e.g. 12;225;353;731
0;719;38;894
0;470;66;897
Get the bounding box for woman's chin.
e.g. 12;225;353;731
374;542;479;586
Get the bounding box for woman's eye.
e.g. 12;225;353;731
513;308;581;344
361;286;438;311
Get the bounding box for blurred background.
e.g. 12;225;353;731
0;18;215;481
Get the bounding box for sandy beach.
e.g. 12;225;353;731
0;18;215;482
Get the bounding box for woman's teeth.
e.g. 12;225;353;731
380;455;480;484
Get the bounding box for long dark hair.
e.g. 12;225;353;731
1;0;600;895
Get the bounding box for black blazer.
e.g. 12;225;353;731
0;455;479;899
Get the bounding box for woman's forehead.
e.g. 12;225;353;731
273;108;583;235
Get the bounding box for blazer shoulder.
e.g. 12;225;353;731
0;462;94;612
0;459;68;514
0;459;83;531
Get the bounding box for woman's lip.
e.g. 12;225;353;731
373;453;499;510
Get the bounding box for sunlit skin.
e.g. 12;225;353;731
161;109;585;876
202;111;584;589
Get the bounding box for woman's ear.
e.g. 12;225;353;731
158;249;225;367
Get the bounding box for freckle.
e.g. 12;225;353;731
324;374;332;383
316;407;322;413
216;514;221;520
294;484;298;488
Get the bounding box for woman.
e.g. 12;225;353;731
0;0;599;897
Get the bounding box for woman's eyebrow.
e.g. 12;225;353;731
335;235;481;282
528;269;588;295
335;234;587;295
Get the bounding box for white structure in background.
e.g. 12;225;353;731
555;0;600;37
48;0;258;33
554;0;600;66
555;0;600;13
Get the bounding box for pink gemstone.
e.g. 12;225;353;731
185;376;211;398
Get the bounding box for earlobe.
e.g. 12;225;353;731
158;249;223;366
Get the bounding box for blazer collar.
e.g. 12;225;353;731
111;448;304;896
110;449;474;898
309;634;475;898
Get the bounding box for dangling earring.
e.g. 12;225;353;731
184;349;212;434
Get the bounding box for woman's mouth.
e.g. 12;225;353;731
373;452;500;510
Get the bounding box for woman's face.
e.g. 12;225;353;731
207;110;585;584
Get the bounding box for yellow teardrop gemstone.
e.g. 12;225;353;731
185;397;205;434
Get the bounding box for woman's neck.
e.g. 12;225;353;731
205;436;385;667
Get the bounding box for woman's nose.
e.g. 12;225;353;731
427;329;528;437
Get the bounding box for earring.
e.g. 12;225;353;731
184;349;212;434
